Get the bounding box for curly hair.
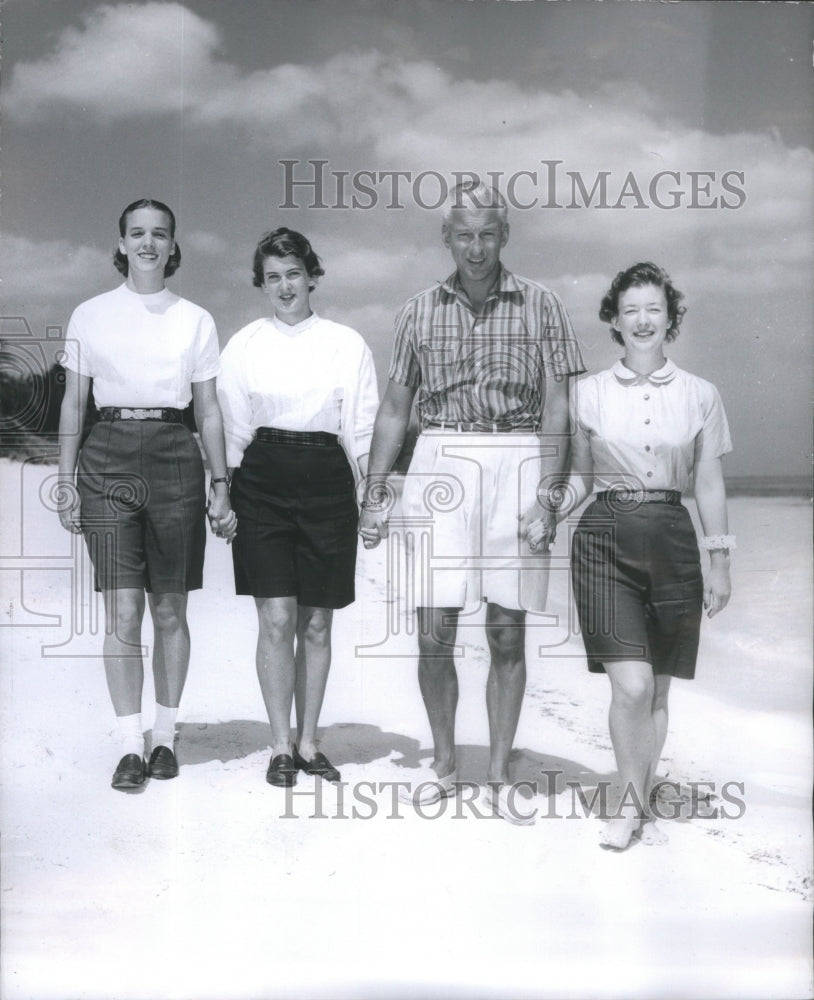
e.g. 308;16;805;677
251;228;325;289
599;262;686;344
113;198;181;278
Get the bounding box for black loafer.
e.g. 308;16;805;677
147;745;179;780
266;753;297;787
112;753;146;790
293;748;341;783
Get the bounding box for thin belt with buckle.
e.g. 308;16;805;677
423;420;538;434
255;426;339;447
98;407;185;423
596;489;682;505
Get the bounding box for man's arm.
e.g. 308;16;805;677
519;375;571;551
359;379;417;549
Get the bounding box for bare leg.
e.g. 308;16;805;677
293;605;334;760
102;587;146;716
255;596;298;756
602;660;655;850
148;592;190;708
485;603;526;786
640;673;672;845
416;606;459;778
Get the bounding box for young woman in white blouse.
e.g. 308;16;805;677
531;262;733;850
218;228;378;787
58;198;236;791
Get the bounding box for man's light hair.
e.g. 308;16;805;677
442;180;508;225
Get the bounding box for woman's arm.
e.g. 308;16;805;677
57;369;91;533
693;456;732;617
192;378;236;541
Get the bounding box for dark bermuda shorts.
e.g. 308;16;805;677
77;421;206;593
570;496;704;678
230;432;358;608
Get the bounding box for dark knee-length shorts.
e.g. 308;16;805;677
230;434;358;608
77;421;206;593
570;496;704;678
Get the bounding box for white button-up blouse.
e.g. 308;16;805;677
571;359;732;494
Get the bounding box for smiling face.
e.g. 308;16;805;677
118;207;174;290
442;207;508;290
613;283;669;363
261;253;313;325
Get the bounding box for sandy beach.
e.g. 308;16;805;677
1;457;811;1000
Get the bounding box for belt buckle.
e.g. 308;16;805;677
631;490;646;503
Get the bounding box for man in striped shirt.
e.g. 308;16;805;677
360;181;584;823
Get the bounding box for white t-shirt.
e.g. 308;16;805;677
218;313;378;474
572;359;733;493
63;283;220;408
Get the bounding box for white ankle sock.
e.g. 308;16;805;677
117;713;144;757
152;703;178;750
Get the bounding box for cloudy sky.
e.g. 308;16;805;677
3;0;812;477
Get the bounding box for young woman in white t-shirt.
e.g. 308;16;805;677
58;198;236;791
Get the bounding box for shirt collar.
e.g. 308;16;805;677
612;358;678;387
439;265;524;305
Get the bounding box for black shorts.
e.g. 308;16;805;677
77;421;206;593
230;432;358;608
570;496;704;678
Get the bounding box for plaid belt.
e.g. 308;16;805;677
255;427;339;447
422;420;538;434
98;407;185;423
597;489;682;505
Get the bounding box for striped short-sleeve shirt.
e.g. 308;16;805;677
389;266;585;428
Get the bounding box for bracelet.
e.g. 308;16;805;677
361;499;387;511
210;475;231;487
700;534;736;551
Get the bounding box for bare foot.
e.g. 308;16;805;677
599;815;641;851
638;818;669;846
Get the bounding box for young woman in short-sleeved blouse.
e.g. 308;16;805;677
58;198;236;791
531;262;733;851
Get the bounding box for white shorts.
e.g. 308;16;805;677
397;431;550;612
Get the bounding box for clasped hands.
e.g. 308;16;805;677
519;500;558;553
207;488;237;543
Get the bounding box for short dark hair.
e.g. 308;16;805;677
599;261;686;345
113;198;181;278
251;228;325;289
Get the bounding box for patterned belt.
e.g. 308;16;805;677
255;427;339;447
422;420;538;434
596;489;682;505
98;407;185;423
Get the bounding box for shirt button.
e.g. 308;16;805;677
644;394;650;401
644;418;651;424
645;445;651;452
646;471;653;478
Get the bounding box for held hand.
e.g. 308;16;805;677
359;505;389;549
519;501;556;553
207;492;237;544
704;564;732;618
57;483;83;534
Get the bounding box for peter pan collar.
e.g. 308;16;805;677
612;358;678;387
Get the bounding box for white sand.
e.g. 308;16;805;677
1;459;811;1000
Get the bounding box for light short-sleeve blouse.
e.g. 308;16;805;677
572;359;732;493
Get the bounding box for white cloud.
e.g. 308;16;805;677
5;2;227;122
